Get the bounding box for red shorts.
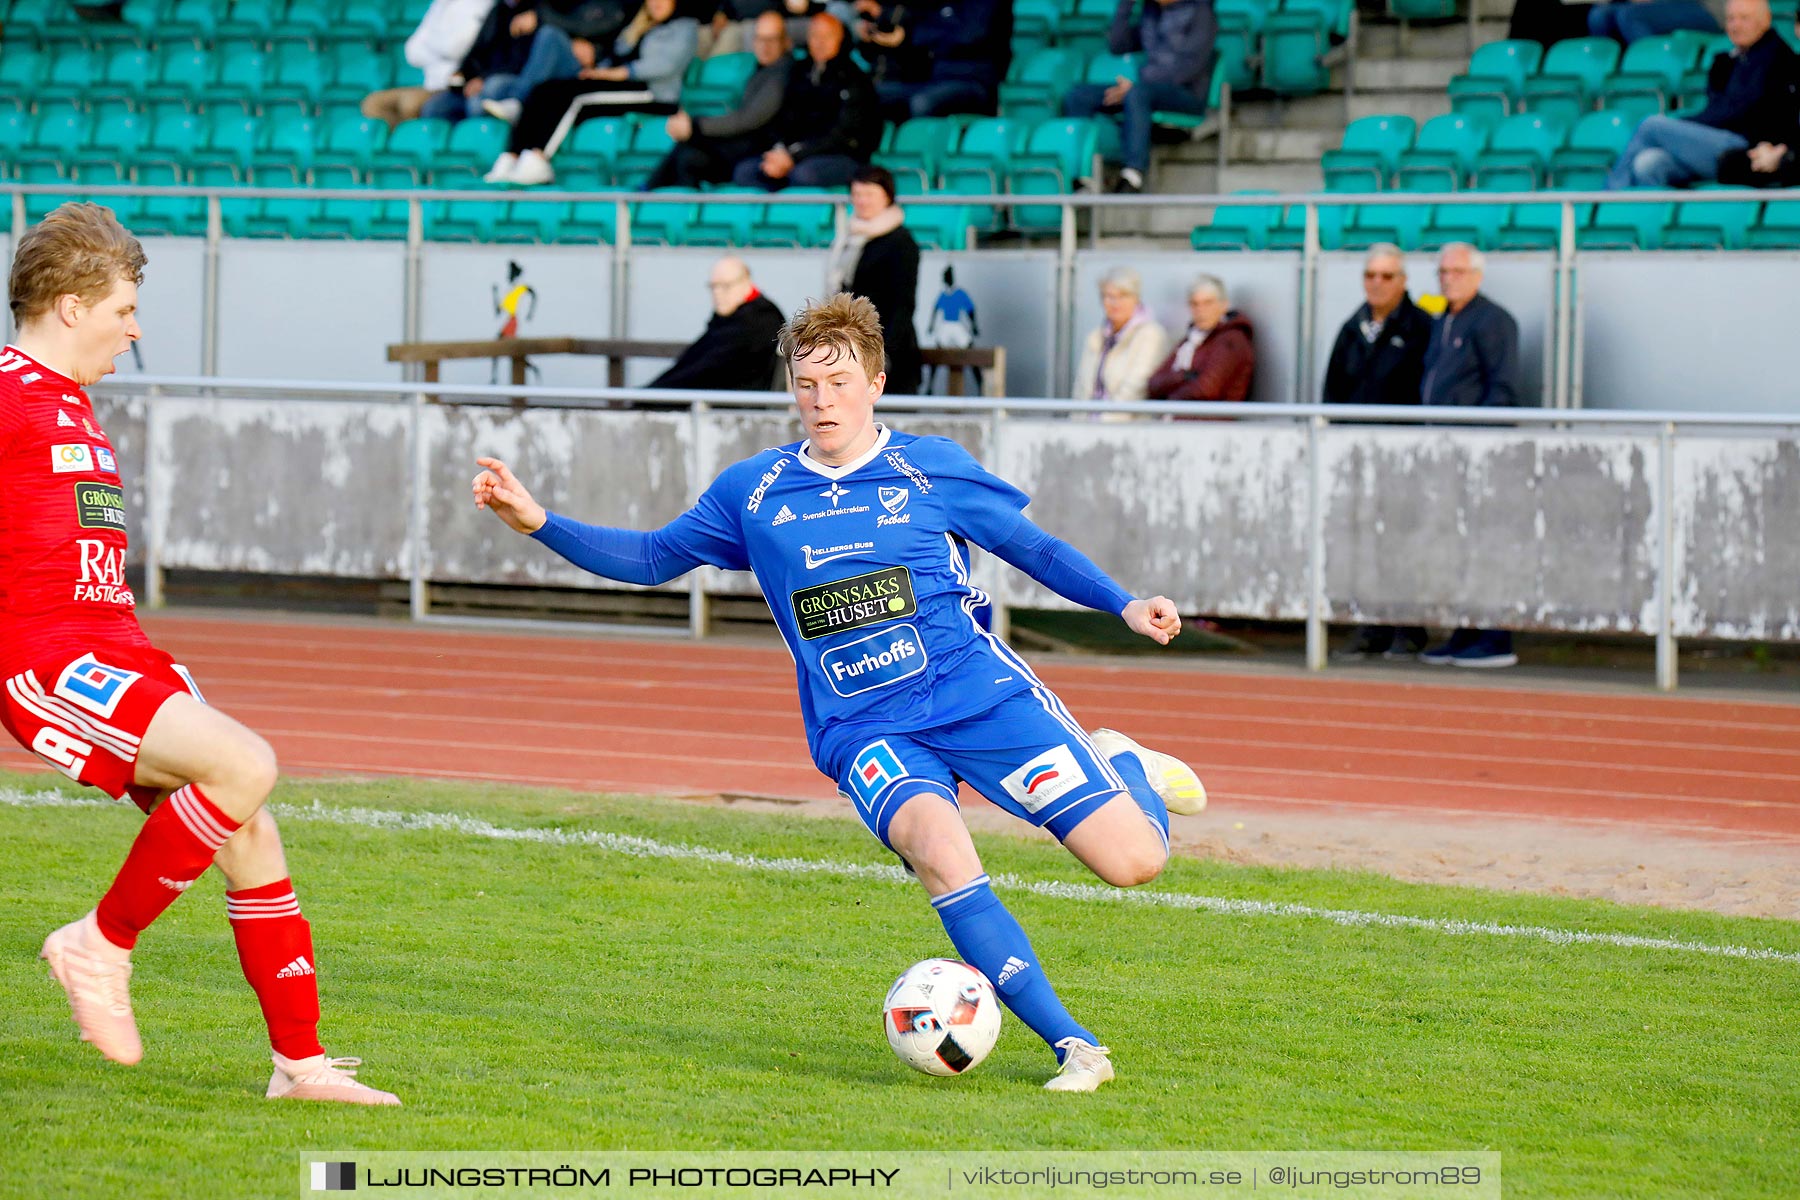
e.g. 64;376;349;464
1;643;204;813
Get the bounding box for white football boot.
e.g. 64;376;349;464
1045;1037;1115;1092
1090;728;1207;815
268;1053;402;1106
41;911;143;1065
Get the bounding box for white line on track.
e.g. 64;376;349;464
5;786;1796;966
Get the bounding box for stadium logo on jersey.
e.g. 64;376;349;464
745;457;789;513
879;487;909;515
801;541;874;570
847;739;907;807
74;482;127;531
94;447;118;474
818;482;851;508
51;443;93;473
771;505;796;526
999;744;1090;813
884;451;934;494
821;624;928;697
790;565;916;639
57;410;77;428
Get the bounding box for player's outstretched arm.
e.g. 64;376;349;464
472;456;547;535
1122;596;1182;646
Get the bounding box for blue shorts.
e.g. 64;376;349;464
834;689;1130;850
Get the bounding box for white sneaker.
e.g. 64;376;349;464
1045;1037;1114;1092
41;911;142;1066
481;97;523;123
509;149;554;186
1090;728;1207;815
267;1052;402;1106
483;152;520;184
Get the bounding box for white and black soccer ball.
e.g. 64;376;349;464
882;958;1002;1076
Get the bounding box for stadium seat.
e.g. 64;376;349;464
1012;0;1063;43
873;115;961;190
687;186;767;246
1748;196;1800;247
499;195;573;244
144;44;211;110
266;37;331;109
91;45;155;109
1215;22;1259;91
907;201;975;250
1388;0;1456;17
246;164;318;239
425;191;510;242
218;0;285;42
135;162;207;236
1264;0;1350;96
255;110;318;170
139;109;206;168
1447;40;1543;124
20;161;76;224
1321;114;1416;191
69;162;139;227
1578;199;1675;249
565;116;633;184
206;39;269;110
1394;112;1490;191
327;0;392;43
999;47;1082;123
1471;112;1568;190
1342;201;1431;251
682;53;756;118
285;0;336;38
941;116;1029;196
195;108;263;174
163;0;227;42
440;117;510;172
324;41;392;108
556;166;619;242
1550;110;1633;188
1287;0;1354;39
1006;117;1101;231
1423;179;1512;250
119;0;171;38
1520;37;1621;126
632;187;701;245
1060;0;1117;40
83;107;149;165
1663;191;1762;250
380;117;453;171
311;163;375;238
614;116;676;185
23;105;91;174
389;38;426;88
1216;0;1276;34
1497;192;1591;250
753;188;838;247
1601;35;1699;119
1189;191;1282;250
1083;51;1141;88
0;108;32;178
0;43;45;95
37;46;99;107
314;108;388;171
363;165;420;239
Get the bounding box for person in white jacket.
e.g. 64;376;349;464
361;0;495;127
1072;267;1170;417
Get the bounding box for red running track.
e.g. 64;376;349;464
5;613;1799;849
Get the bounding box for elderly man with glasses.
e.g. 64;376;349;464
648;256;788;392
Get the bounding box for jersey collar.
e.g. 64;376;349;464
1;344;82;395
795;423;892;481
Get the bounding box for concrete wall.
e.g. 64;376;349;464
1671;435;1800;639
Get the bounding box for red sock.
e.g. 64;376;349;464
95;783;240;950
227;879;324;1060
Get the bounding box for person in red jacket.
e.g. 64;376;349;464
1146;275;1255;407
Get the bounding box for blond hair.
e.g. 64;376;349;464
8;202;147;326
778;292;887;377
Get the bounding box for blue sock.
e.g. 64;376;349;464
932;875;1095;1059
1107;748;1170;852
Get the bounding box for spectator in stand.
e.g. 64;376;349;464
729;14;882;190
858;0;1009;124
1588;0;1718;45
1060;0;1216;193
1145;274;1255;405
426;0;637;124
1323;244;1431;661
485;0;699;184
1606;0;1796;189
424;0;539;123
650;257;788;391
644;12;794;188
1418;243;1520;670
827;166;923;395
1719;9;1800;186
1072;267;1169;414
362;0;491;127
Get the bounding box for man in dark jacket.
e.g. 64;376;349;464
861;0;1010;124
644;11;795;188
1145;274;1254;404
1417;242;1521;669
1606;0;1797;188
1059;0;1216;192
650;257;786;391
731;13;882;189
423;0;539;123
1718;8;1800;186
1325;244;1432;660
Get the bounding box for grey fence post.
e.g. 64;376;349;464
987;402;1010;644
613;199;632;339
1306;413;1327;670
1656;421;1678;691
1056;204;1077;397
1297;202;1321;404
1553;199;1576;410
409;387;430;620
688;398;711;638
143;384;165;610
202;196;222;376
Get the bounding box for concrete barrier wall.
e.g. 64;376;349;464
127;396;1800;642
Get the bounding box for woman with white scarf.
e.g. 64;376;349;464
1072;267;1170;418
826;165;922;395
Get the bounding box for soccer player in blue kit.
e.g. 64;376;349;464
473;294;1206;1091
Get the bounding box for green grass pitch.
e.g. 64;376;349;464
1;769;1796;1199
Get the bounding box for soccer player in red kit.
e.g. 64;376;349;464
3;203;399;1105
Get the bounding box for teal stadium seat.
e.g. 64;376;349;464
1288;0;1353;39
1061;0;1117;41
1216;0;1276;34
614;116;676;185
364;165;420;239
683;53;757;118
0;109;32;178
266;37;331;110
565;116;633;184
1663;191;1762;249
92;45;156;109
380;117;453;173
37;46;99;107
499;194;573;244
164;0;228;42
1424;180;1512;250
135;162;207;236
1447;40;1543;124
752;188;837;247
1471;112;1567;189
873;116;961;189
1602;35;1699;120
315;109;388;171
1083;51;1141;88
907;201;975;250
322;42;391;108
120;0;171;38
1497;192;1590;250
69;163;139;227
0;44;45;95
1550;110;1633;188
144;44;211;110
285;0;336;38
139;110;206;168
255;110;318;170
1578;199;1675;249
247;164;318;239
390;38;426;88
632;187;702;245
1264;0;1349;96
1520;37;1620;126
1007;118;1101;232
84;108;150;165
1394;112;1490;190
1012;0;1063;42
1342;201;1431;251
19;161;76;224
441;117;510;171
999;47;1082;123
1747;196;1800;247
1388;0;1456;17
218;0;286;43
1190;191;1282;249
22;105;92;176
1321;114;1416;191
196;108;263;174
190;162;253;236
311;163;374;238
426;186;510;243
207;38;269;110
328;0;392;43
556;165;620;243
940;116;1028;198
687;186;767;246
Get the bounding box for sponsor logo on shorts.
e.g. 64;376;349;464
745;457;789;514
847;739;907;807
770;504;797;526
801;541;873;570
819;624;927;697
74;482;127;531
54;654;142;720
51;443;93;473
94;446;117;474
790;565;915;640
999;744;1091;813
884;451;933;494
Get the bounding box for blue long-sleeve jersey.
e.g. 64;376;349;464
531;426;1137;777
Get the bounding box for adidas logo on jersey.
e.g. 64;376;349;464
157;876;196;892
771;505;796;526
57;411;77;427
276;955;316;979
996;956;1030;987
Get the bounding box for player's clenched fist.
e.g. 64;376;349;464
1122;596;1182;645
472;457;547;535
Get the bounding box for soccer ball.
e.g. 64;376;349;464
882;958;1002;1076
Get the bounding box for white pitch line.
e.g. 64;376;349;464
5;786;1797;966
